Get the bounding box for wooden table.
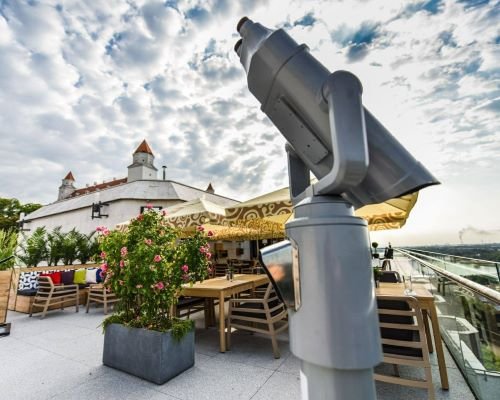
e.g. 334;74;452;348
181;274;269;352
376;282;449;390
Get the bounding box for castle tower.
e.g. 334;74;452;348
127;139;158;182
58;171;76;200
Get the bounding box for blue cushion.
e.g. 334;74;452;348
96;268;103;283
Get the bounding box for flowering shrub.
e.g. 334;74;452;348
97;208;212;338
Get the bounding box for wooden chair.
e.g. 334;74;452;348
227;283;288;358
86;284;118;315
374;295;435;400
29;276;79;319
379;270;402;283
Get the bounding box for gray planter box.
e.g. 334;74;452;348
103;323;195;384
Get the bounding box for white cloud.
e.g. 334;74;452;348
0;0;498;245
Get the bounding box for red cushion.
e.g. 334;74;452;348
40;272;62;285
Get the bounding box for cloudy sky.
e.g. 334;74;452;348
0;0;498;245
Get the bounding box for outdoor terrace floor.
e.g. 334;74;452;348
2;301;475;400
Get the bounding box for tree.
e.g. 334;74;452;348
0;197;42;231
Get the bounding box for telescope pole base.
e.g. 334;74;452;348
300;361;376;400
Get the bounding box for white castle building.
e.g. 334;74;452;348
22;140;238;235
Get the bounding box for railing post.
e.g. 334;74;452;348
495;263;500;284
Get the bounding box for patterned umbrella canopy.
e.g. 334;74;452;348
224;186;419;232
116;189;419;238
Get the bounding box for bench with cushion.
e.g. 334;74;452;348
9;265;101;313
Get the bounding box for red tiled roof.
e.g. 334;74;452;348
70;177;127;197
64;171;75;181
134;139;154;155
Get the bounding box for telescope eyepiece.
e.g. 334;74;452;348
234;39;243;54
237;16;249;33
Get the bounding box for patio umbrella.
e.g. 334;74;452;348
164;197;227;228
224;186;419;232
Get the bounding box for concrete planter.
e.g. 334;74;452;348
103;323;195;384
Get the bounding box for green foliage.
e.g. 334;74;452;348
46;226;64;266
0;197;42;231
76;231;99;264
98;208;212;337
61;228;80;265
19;226;98;266
373;267;382;281
18;227;47;266
0;229;17;270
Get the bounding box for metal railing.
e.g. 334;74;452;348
405;248;500;282
396;249;500;400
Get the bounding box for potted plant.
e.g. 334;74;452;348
373;267;382;288
371;241;379;259
1;229;17;335
97;207;211;384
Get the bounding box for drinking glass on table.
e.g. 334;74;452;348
404;275;415;295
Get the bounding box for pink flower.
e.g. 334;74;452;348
207;230;214;237
119;260;125;268
199;246;207;254
153;255;162;263
120;247;128;256
182;274;190;282
144;239;152;246
155;282;165;290
161;210;167;216
146;203;153;209
196;226;205;232
101;263;108;272
136;284;143;289
137;214;144;221
102;228;110;236
100;251;107;259
206;252;212;260
96;226;105;232
181;264;189;273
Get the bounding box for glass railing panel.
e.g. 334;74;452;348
403;254;500;400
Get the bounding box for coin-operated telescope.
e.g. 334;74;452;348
235;17;439;400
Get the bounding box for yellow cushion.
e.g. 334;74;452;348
73;269;87;285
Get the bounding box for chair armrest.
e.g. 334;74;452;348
89;284;104;289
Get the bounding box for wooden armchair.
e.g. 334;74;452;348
227;283;288;358
29;276;79;319
86;284;118;315
374;295;434;400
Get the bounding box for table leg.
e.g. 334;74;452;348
422;310;434;353
219;292;226;352
429;306;449;389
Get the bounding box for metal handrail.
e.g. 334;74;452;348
405;248;499;266
397;248;500;304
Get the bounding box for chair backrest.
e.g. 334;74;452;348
379;270;401;283
377;295;428;359
37;276;54;293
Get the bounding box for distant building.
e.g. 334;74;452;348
22;140;237;235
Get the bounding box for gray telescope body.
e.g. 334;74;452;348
235;17;439;400
235;18;437;206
